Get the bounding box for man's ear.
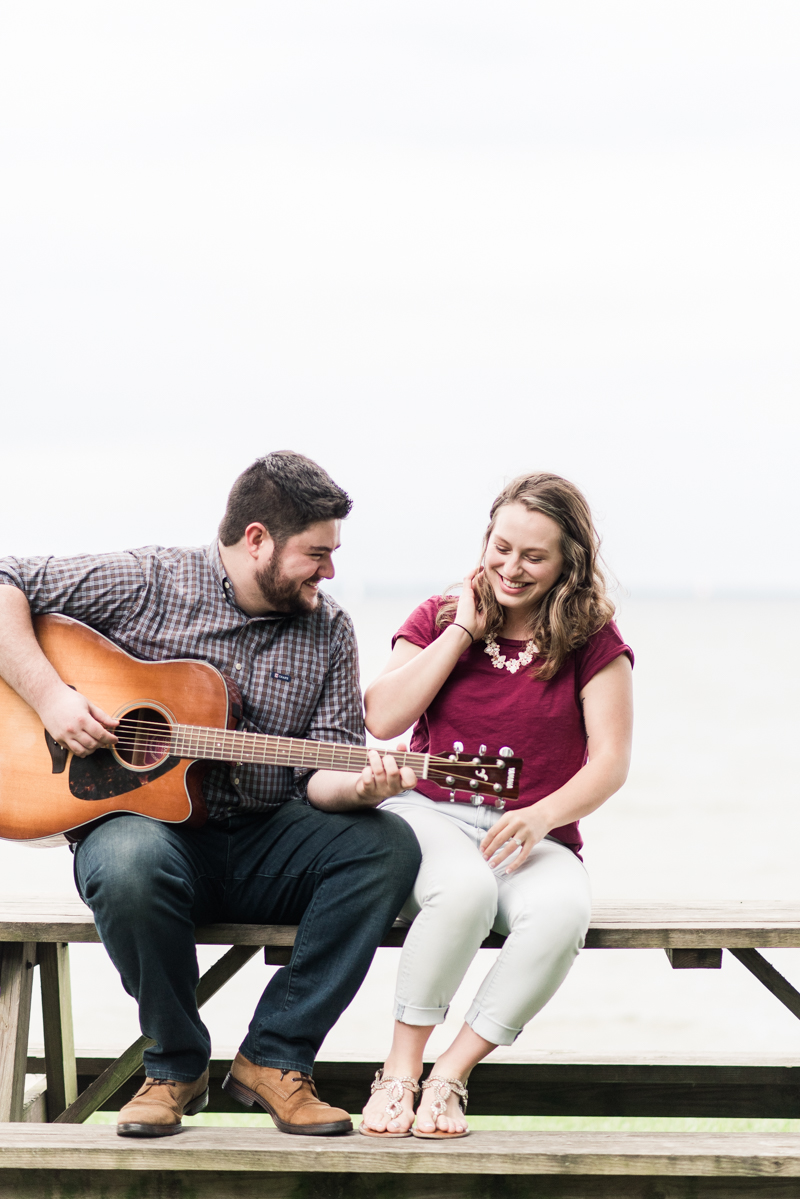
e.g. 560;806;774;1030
243;522;275;560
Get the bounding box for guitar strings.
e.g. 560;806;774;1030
107;718;512;791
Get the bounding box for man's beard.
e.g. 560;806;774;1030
254;548;320;615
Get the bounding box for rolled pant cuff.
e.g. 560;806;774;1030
394;1001;449;1026
465;1002;521;1047
238;1046;315;1075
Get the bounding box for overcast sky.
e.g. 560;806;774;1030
1;1;798;597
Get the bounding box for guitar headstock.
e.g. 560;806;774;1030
427;744;522;803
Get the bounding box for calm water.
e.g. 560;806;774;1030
4;596;800;1063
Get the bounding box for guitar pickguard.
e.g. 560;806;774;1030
69;749;181;801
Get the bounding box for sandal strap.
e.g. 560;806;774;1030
369;1068;421;1119
421;1075;469;1117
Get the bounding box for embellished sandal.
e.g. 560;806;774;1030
358;1068;421;1138
411;1075;470;1139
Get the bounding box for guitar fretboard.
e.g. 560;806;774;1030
170;725;432;779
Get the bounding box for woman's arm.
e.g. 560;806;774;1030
480;653;633;872
364;573;486;740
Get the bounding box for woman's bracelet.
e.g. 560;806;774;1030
451;621;475;643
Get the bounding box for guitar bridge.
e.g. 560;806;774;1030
44;729;68;774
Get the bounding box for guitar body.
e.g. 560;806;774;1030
0;615;232;840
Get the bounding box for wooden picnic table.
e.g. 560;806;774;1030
4;897;800;1129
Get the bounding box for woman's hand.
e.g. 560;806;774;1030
479;804;552;873
454;568;488;642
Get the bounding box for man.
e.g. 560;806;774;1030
0;451;420;1137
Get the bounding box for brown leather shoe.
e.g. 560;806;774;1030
222;1052;352;1136
117;1070;209;1137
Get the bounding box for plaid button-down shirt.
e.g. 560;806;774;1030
0;542;364;820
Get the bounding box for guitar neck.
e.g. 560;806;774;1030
171;725;427;777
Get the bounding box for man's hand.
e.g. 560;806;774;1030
38;683;119;758
355;745;417;805
306;742;417;811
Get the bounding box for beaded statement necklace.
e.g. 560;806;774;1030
483;633;536;675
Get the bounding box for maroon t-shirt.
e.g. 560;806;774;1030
393;597;634;856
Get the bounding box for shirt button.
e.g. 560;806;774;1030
223;580;230;589
234;778;240;785
235;663;242;670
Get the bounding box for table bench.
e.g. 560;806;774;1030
3;1123;800;1198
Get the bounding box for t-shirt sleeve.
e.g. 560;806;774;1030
576;620;634;691
391;596;443;651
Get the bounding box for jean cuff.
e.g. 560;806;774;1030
465;1001;521;1046
144;1068;209;1083
238;1045;315;1075
393;1001;449;1026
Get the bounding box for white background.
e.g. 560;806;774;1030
1;1;799;597
2;2;800;1065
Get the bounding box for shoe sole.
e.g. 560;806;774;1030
222;1072;352;1136
358;1123;412;1138
411;1128;470;1139
117;1087;209;1137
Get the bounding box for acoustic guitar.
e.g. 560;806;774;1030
0;615;522;841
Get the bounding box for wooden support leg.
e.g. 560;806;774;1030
0;942;37;1122
55;943;261;1124
729;948;800;1019
39;942;78;1120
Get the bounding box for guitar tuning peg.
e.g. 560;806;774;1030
495;798;505;812
479;744;487;756
499;747;514;758
449;791;456;802
453;741;464;753
471;794;484;807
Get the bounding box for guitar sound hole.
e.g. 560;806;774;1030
115;707;172;769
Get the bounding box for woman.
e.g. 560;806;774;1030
359;472;633;1139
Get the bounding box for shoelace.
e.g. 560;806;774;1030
279;1069;319;1096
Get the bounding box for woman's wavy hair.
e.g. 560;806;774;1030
436;473;615;681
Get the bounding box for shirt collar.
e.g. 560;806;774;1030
204;540;287;624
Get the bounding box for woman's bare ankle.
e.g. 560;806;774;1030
383;1054;423;1081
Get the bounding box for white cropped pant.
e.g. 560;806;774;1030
379;790;592;1046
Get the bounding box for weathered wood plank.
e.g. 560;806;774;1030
666;948;723;969
3;1125;800;1176
0;943;37;1122
5;897;800;948
54;944;261;1124
38;942;78;1119
1;1168;799;1198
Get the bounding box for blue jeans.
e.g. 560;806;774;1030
73;803;421;1081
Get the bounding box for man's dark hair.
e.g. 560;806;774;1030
219;451;353;547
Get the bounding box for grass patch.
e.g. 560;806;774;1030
87;1111;800;1133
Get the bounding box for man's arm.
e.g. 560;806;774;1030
0;585;118;755
306;745;417;812
296;606;416;812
